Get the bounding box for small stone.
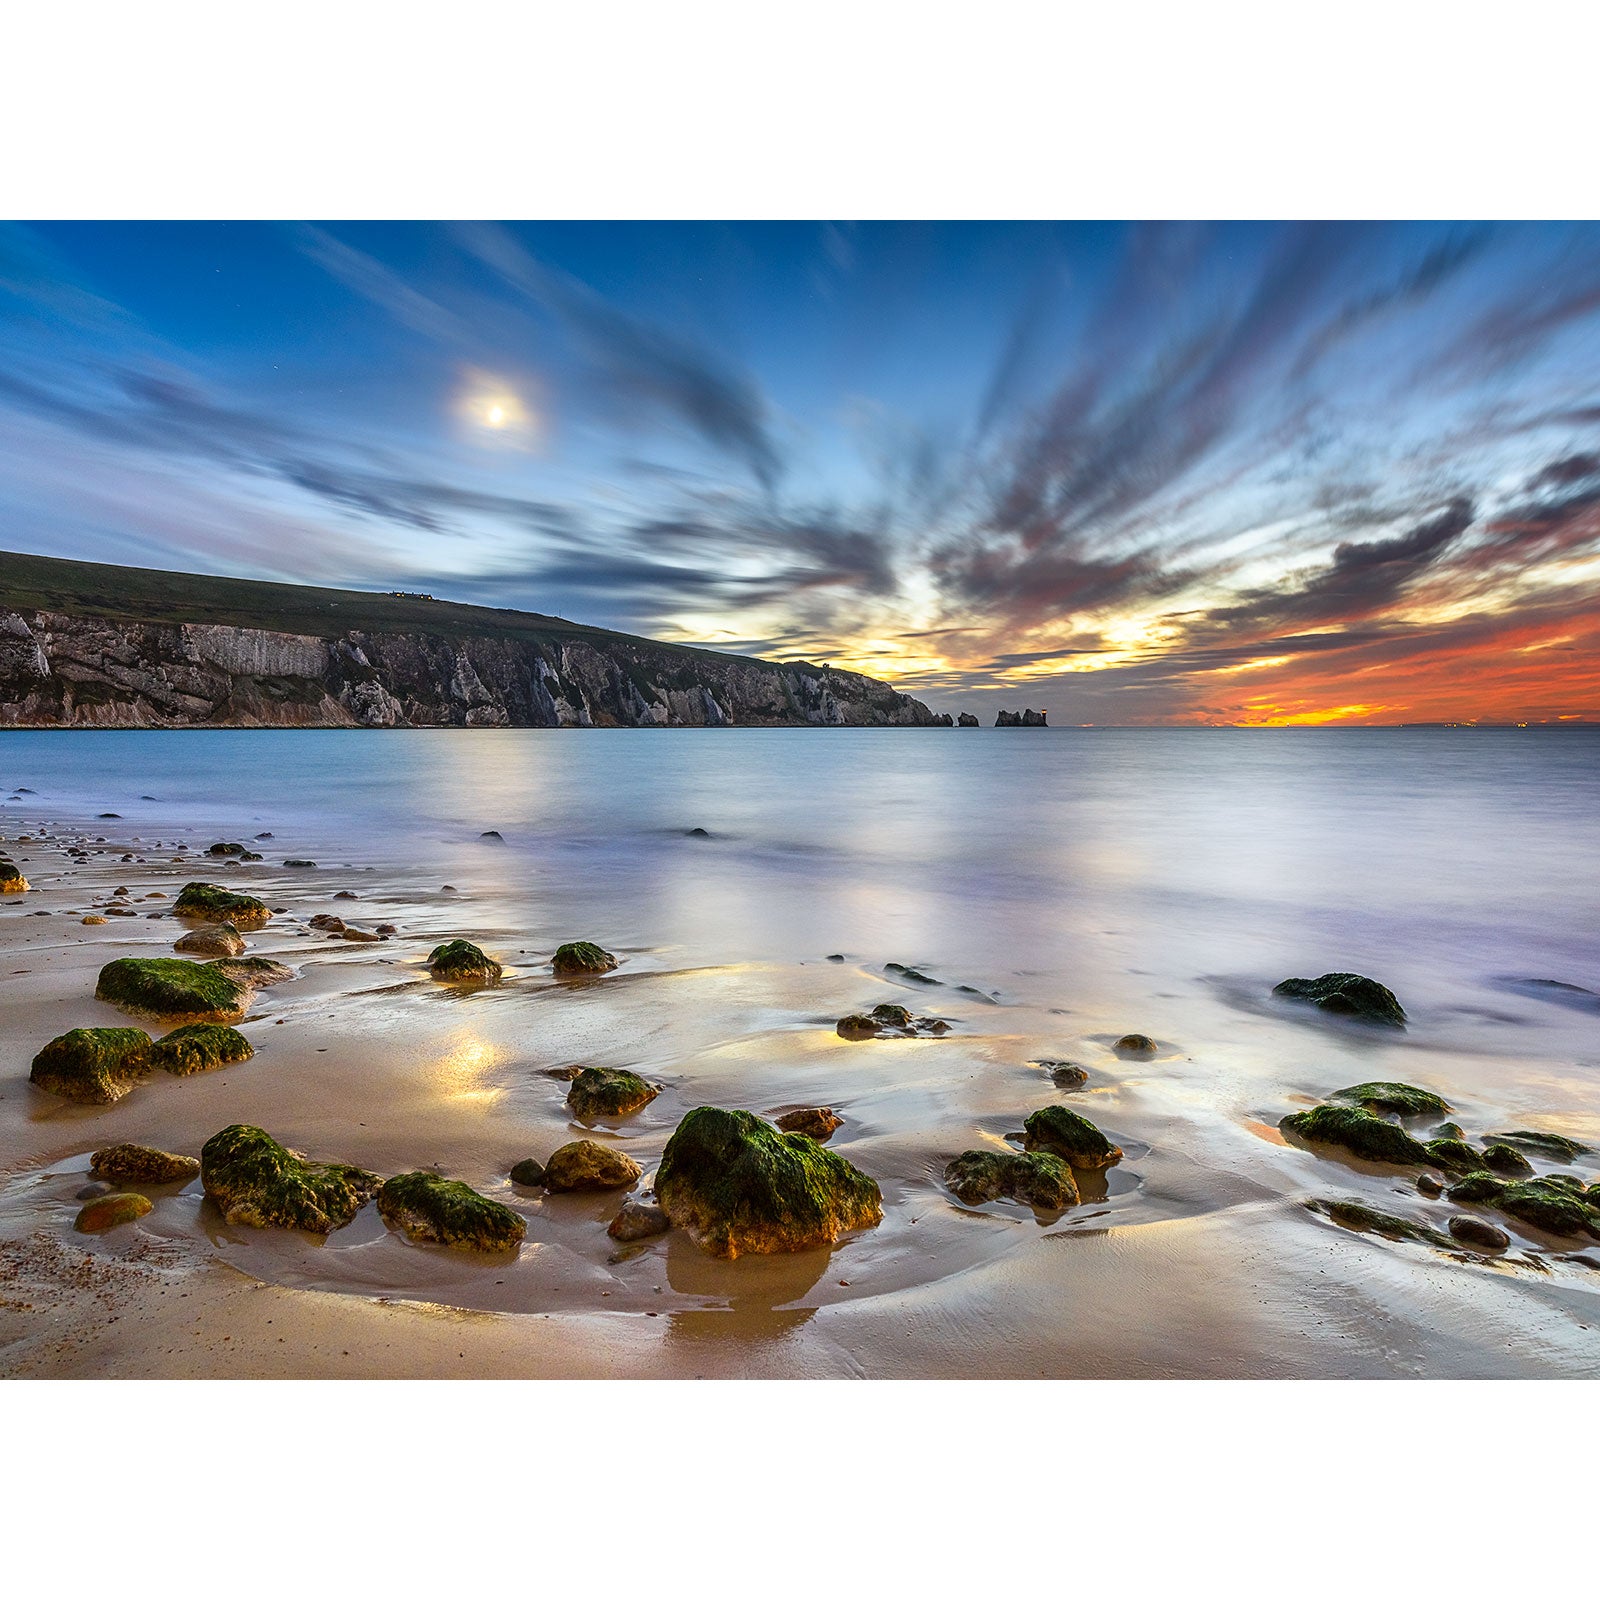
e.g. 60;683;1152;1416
75;1181;113;1201
509;1158;546;1187
82;914;108;926
775;1107;843;1141
1416;1173;1445;1197
308;913;346;933
75;1193;153;1233
542;1140;643;1192
1448;1214;1511;1251
342;927;383;942
608;1199;670;1241
90;1143;200;1184
1114;1033;1156;1054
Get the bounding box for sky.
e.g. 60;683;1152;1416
3;220;1600;724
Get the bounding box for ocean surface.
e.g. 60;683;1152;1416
3;726;1600;1373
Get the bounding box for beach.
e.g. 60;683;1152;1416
4;726;1600;1378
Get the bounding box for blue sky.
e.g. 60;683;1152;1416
4;220;1600;721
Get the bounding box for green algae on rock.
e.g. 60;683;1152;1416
74;1192;153;1233
1423;1137;1490;1175
427;939;503;984
542;1140;642;1192
567;1067;660;1120
1482;1142;1536;1177
944;1149;1079;1210
1332;1081;1450;1117
1280;1104;1434;1166
150;1023;254;1076
90;1143;199;1184
376;1171;525;1252
1446;1173;1600;1238
173;881;271;927
1021;1105;1124;1171
1273;972;1406;1027
1312;1198;1454;1249
200;1123;379;1233
1488;1130;1593;1161
30;1027;152;1104
95;957;250;1022
551;940;618;977
0;856;29;893
655;1105;883;1259
174;921;245;958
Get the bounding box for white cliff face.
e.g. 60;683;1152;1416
0;607;940;730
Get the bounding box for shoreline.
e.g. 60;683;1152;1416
5;764;1600;1379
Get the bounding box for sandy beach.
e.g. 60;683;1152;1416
4;731;1600;1379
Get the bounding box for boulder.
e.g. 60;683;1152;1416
567;1068;660;1119
206;841;249;857
0;855;29;893
1423;1138;1489;1175
427;939;502;983
90;1144;199;1184
608;1199;670;1241
74;1193;153;1233
29;1028;152;1104
655;1106;883;1258
1332;1081;1448;1117
944;1149;1078;1209
174;921;245;958
1280;1104;1434;1166
95;957;251;1022
173;881;271;927
1482;1142;1535;1177
542;1140;643;1192
775;1107;843;1141
1273;972;1406;1027
200;1124;380;1233
552;940;618;977
150;1023;254;1076
1022;1105;1123;1170
376;1172;525;1252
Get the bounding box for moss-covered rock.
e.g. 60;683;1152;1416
1434;1122;1466;1141
30;1027;152;1104
1333;1081;1449;1117
944;1149;1079;1210
542;1140;642;1192
427;939;502;983
1281;1104;1436;1165
174;922;244;958
95;957;250;1022
552;941;618;977
74;1192;153;1233
509;1157;546;1187
173;881;271;927
1022;1105;1123;1170
200;1124;379;1233
1315;1198;1453;1248
1482;1142;1535;1177
608;1199;670;1241
150;1023;254;1076
655;1106;883;1258
90;1144;199;1184
376;1171;525;1252
0;856;29;893
1492;1179;1600;1239
567;1067;660;1119
1446;1173;1509;1203
1424;1138;1489;1175
1273;971;1406;1026
1489;1130;1592;1161
775;1107;843;1141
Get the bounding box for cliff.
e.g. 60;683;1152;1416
0;551;940;730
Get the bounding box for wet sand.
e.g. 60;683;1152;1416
5;792;1600;1379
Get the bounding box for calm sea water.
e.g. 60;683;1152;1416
4;727;1598;978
